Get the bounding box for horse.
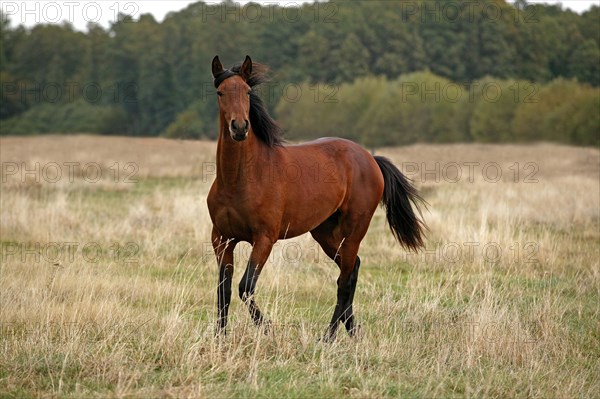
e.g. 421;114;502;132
207;55;426;341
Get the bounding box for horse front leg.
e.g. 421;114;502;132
239;236;275;329
212;229;237;335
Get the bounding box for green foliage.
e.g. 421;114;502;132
513;79;600;146
163;101;206;139
569;39;600;87
1;1;598;145
0;101;128;135
279;74;600;146
469;78;534;142
547;90;600;146
0;71;28;119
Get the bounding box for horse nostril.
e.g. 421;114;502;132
231;119;249;133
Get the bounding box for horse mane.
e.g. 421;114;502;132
218;62;285;147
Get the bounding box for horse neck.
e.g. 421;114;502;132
215;113;269;187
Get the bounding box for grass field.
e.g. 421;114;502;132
1;135;598;398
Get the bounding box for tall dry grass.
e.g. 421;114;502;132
0;135;598;398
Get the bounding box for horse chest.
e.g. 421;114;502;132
210;205;250;238
207;190;259;239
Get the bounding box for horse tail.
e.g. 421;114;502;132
374;156;427;252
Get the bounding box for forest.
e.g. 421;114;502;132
1;0;598;146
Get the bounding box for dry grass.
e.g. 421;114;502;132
1;135;598;398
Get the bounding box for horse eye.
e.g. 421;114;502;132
217;91;223;97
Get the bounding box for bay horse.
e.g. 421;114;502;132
208;55;426;341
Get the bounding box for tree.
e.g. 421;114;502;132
163;101;205;139
333;33;371;83
569;39;600;87
512;78;583;142
297;31;331;83
470;78;530;142
1;0;598;142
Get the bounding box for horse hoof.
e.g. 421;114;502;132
259;320;272;335
319;328;337;343
215;326;227;337
347;324;362;339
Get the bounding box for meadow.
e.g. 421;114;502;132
0;135;598;398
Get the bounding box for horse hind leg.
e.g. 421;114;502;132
310;219;363;341
342;255;361;336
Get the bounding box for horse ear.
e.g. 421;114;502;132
240;55;252;81
212;55;224;78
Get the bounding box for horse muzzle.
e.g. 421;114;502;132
229;119;249;141
230;131;248;142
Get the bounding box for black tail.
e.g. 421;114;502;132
374;156;427;252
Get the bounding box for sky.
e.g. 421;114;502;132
1;0;598;31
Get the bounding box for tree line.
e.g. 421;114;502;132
277;74;599;147
1;0;598;146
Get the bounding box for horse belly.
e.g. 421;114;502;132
278;190;342;239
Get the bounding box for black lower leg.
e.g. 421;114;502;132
325;291;349;341
325;261;358;341
342;256;361;334
217;264;233;333
239;263;266;326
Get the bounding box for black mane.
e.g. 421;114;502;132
214;62;284;147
